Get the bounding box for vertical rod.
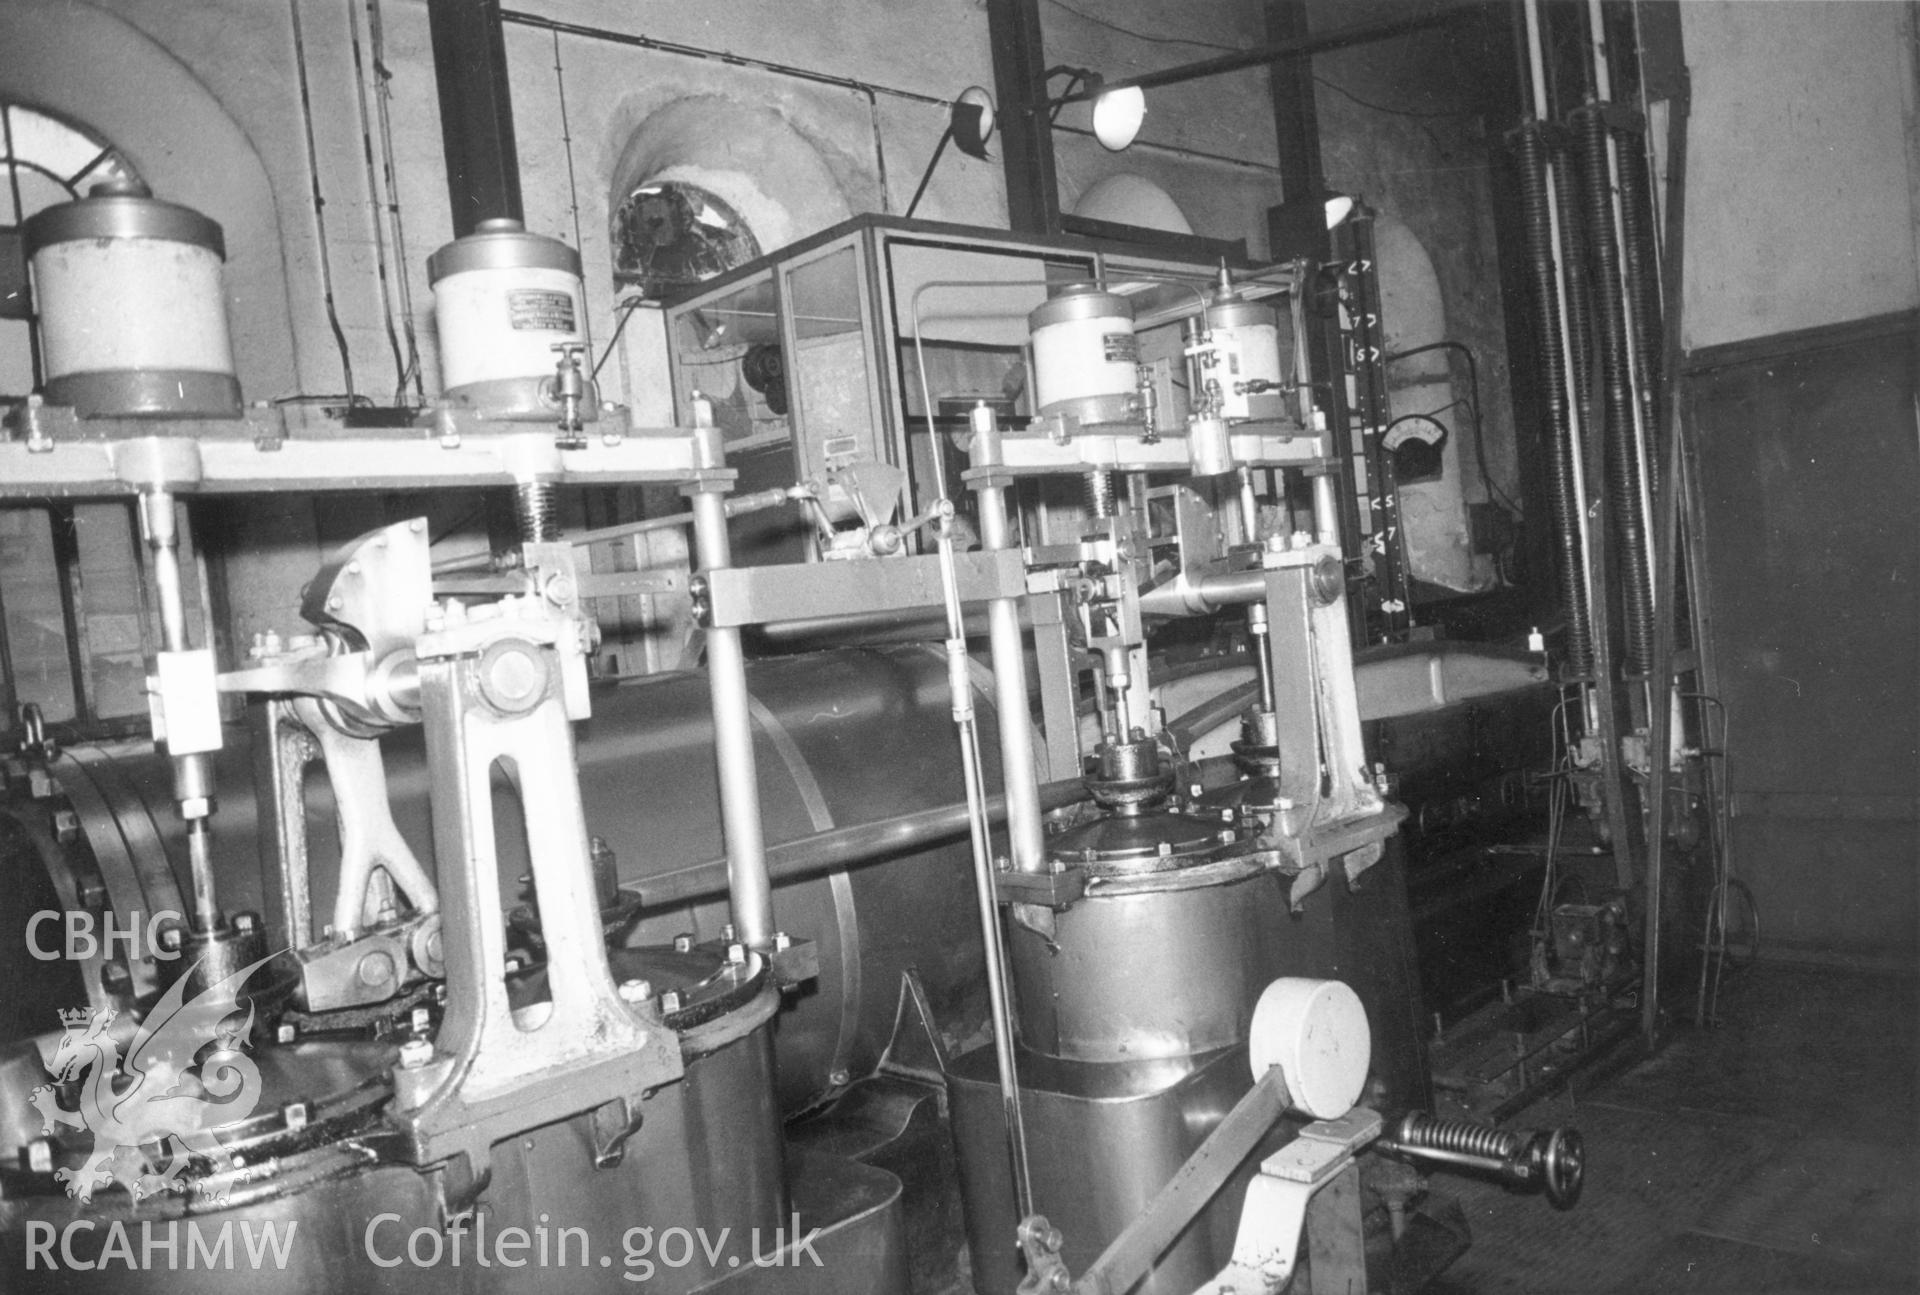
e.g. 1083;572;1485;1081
1588;0;1660;645
47;505;91;726
1524;0;1601;728
140;491;221;934
1242;466;1278;711
912;292;1033;1223
1248;603;1277;713
971;407;1047;877
935;494;1034;1221
687;425;774;949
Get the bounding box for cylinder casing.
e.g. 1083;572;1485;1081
1202;297;1284;422
429;219;586;416
1028;284;1137;414
25;184;240;417
1009;868;1288;1063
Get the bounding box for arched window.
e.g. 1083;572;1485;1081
613;179;760;299
1;102;141;395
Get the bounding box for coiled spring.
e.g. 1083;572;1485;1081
1386;1110;1585;1211
1395;1113;1520;1160
1083;470;1116;520
515;481;560;543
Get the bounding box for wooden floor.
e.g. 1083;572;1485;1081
1430;962;1919;1293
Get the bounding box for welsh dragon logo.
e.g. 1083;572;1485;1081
29;955;275;1204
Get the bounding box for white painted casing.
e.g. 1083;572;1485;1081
32;239;234;379
1249;977;1372;1120
1031;313;1137;412
1213;321;1284;420
433;265;585;392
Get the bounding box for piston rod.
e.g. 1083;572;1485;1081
139;490;221;935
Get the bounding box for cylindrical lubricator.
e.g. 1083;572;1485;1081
24;179;241;417
1027;283;1138;416
427;217;588;417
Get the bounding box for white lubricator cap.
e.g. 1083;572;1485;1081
1248;977;1372;1120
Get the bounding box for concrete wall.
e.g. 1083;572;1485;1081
1680;1;1920;348
1676;2;1919;966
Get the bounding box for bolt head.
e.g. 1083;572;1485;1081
52;808;79;844
357;951;396;986
618;978;653;1003
660;991;683;1013
398;1039;434;1069
234;911;260;935
773;932;792;951
276;1023;297;1045
672;934;693;954
726;942;746;966
719;923;736;942
485;645;544;706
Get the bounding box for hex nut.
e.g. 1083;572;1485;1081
617;978;653;1003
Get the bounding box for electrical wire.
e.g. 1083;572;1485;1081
1312;75;1480;120
1044;0;1238;52
592;297;648;381
1680;689;1749;1024
550;30;593;364
345;0;408;405
289;0;356;403
366;0;425;404
1384;340;1524;517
